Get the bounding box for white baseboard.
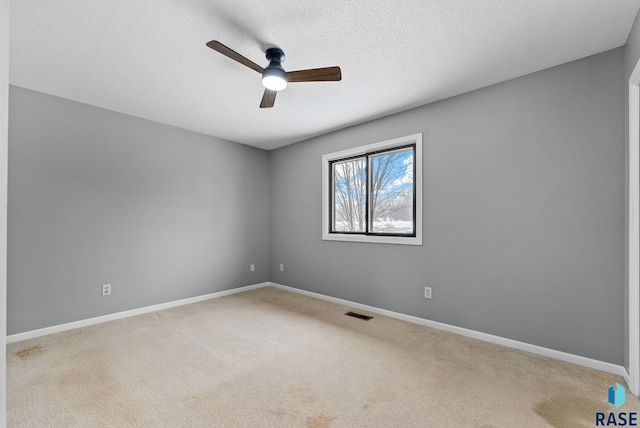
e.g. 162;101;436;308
6;282;269;343
268;282;629;380
7;280;630;384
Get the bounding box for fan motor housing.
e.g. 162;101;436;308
265;48;285;63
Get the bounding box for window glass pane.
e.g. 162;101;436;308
369;147;414;234
332;157;366;232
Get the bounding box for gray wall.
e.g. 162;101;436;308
269;48;625;365
626;12;640;81
8;86;270;335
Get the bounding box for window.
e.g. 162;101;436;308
322;134;422;245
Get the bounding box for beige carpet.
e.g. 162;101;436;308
7;286;640;427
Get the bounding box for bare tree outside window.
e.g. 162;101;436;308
370;147;413;233
331;146;414;234
332;157;366;232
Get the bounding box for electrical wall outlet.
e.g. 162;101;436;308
424;287;432;299
250;264;255;272
102;284;112;296
280;264;284;272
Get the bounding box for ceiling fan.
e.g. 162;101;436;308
206;40;342;108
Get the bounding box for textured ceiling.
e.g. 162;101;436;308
10;0;640;150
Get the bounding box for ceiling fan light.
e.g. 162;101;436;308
262;69;288;91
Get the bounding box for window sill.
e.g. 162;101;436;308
322;233;422;246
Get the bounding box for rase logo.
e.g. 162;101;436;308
610;383;626;408
596;383;637;426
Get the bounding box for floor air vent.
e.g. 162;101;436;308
345;311;373;321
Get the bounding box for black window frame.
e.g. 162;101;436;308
328;143;417;237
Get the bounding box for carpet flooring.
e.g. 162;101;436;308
7;286;640;427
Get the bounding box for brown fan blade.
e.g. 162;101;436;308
285;66;341;83
260;89;277;108
206;40;264;74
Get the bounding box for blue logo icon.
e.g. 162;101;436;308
608;383;626;408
